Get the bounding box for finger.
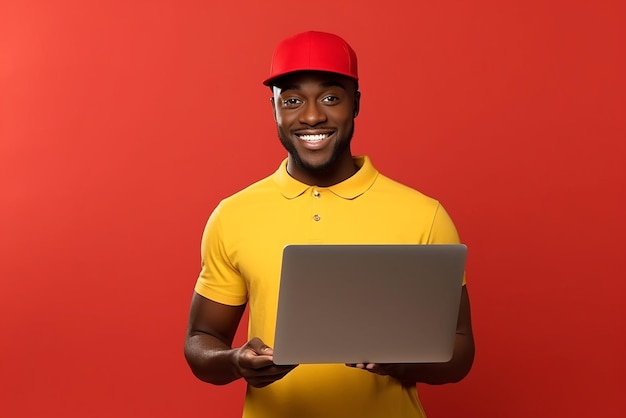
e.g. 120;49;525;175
240;352;275;370
251;364;297;377
366;364;391;375
353;363;366;369
246;337;274;355
349;363;388;375
244;365;297;387
254;368;295;387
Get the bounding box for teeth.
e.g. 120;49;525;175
299;134;328;142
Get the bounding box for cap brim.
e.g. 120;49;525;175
263;69;359;86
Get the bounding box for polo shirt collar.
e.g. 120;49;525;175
273;155;378;199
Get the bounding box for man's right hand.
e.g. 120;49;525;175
235;337;298;388
185;294;297;387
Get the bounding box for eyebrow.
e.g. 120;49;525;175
278;80;348;94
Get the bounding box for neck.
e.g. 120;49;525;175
287;154;359;187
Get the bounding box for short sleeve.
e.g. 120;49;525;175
428;203;466;285
194;203;248;306
428;203;461;244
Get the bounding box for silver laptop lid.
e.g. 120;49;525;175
273;244;467;365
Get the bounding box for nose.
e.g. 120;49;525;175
299;101;327;126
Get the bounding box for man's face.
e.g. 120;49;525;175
271;72;360;180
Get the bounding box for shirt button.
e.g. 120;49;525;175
313;214;321;221
313;190;321;198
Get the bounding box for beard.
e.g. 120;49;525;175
277;124;354;173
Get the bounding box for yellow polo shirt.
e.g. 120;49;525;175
195;156;462;418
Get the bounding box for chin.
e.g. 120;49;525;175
295;155;337;172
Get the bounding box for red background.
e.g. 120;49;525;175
1;1;624;417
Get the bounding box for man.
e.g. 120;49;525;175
184;31;474;418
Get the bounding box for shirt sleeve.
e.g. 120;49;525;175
428;203;467;285
428;203;461;244
194;203;248;306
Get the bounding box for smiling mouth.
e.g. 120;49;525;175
296;133;333;142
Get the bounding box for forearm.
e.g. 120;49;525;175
387;332;475;385
184;332;242;385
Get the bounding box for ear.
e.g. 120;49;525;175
353;91;361;118
270;96;277;121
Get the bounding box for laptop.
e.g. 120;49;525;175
272;244;467;365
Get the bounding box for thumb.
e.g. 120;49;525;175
246;337;274;355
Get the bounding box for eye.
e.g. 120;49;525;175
321;95;339;104
282;98;302;108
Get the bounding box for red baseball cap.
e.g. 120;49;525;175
263;31;359;86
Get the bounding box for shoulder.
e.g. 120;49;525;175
210;172;281;221
354;156;441;210
373;172;441;208
223;175;276;203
